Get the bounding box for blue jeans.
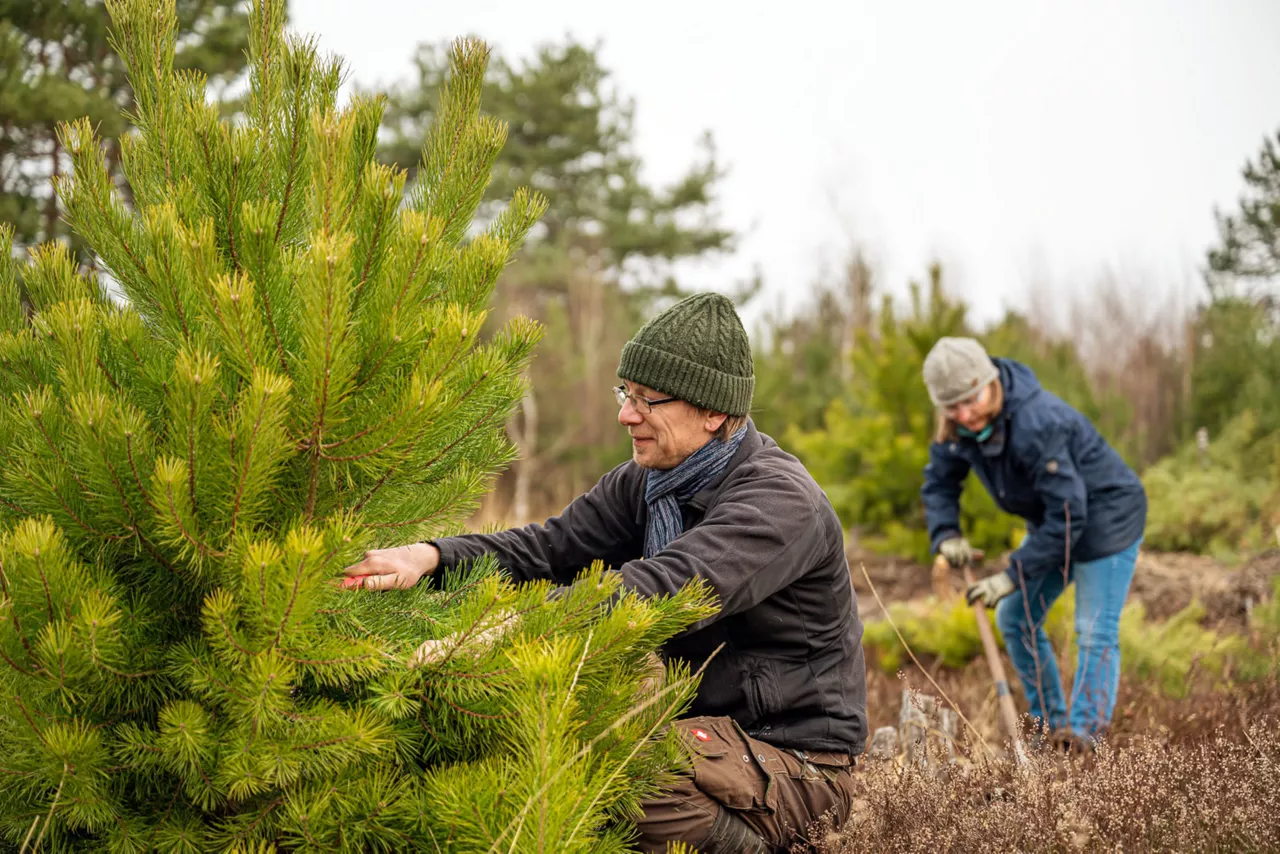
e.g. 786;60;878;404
994;539;1141;738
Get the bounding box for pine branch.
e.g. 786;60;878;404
93;354;122;392
356;237;434;384
12;694;47;746
277;648;380;668
186;396;199;516
413;402;504;478
31;411;93;500
0;640;40;678
124;434;154;509
272;553;312;649
150;218;192;340
317;391;425;463
160;477;225;560
24;763;66;854
226;151;243;269
17;465;128;542
273;80;305;246
31;550;55;625
227;387;275;538
0;561;45;672
213;607;260;660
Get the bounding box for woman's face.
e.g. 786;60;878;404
944;382;997;433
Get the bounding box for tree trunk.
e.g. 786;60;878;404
510;386;538;524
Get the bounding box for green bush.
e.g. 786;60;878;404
785;272;1036;563
1143;411;1280;558
862;595;990;673
862;586;1276;697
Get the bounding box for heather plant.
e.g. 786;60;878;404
807;716;1280;853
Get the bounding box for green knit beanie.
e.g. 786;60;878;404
617;292;754;417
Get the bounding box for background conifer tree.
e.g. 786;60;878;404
377;38;739;521
0;1;711;850
0;0;258;254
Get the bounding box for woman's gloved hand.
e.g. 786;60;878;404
965;571;1016;608
938;536;974;568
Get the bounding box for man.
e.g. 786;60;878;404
342;292;868;853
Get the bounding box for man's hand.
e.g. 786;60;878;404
938;537;973;569
636;651;665;698
341;542;440;591
408;610;517;668
965;571;1016;608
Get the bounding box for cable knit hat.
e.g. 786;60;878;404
922;337;1000;407
617;292;754;416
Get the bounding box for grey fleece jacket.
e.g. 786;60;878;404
432;420;868;756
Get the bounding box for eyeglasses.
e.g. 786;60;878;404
613;385;679;415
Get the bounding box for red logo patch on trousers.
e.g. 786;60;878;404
692;728;710;742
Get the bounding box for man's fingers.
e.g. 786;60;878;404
341;551;377;577
362;572;401;591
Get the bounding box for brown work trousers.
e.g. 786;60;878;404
635;716;857;853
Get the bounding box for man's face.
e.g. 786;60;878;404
617;380;726;470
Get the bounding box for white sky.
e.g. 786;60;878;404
291;0;1280;330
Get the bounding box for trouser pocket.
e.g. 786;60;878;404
681;716;776;813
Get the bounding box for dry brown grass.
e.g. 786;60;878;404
803;674;1280;854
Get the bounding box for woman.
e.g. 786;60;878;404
920;337;1146;747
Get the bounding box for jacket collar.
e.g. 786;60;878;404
964;359;1041;458
687;419;763;511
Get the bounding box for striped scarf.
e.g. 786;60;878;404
643;427;747;558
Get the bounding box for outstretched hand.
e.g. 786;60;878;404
340;542;440;591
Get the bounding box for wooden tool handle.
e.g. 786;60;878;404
963;564;1027;765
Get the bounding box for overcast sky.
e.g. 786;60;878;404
292;0;1280;329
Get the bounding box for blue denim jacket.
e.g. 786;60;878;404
922;358;1147;581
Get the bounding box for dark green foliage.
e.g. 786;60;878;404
1198;127;1280;440
0;0;255;253
378;38;732;275
1208;128;1280;290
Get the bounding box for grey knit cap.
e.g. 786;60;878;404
617;292;754;416
922;337;999;407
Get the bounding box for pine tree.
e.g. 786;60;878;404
0;0;257;254
0;1;713;851
1197;128;1280;439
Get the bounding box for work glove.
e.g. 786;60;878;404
938;536;974;569
965;571;1016;608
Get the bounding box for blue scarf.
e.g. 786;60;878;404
643;428;748;558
